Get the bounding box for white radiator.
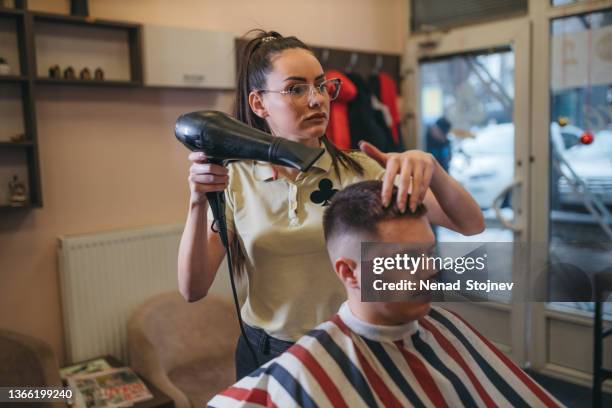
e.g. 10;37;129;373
57;224;183;364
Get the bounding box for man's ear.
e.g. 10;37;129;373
248;91;268;119
335;257;359;289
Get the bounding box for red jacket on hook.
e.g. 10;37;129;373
325;70;357;150
377;72;401;145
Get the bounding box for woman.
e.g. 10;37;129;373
177;30;484;379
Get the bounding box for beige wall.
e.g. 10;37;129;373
29;0;407;54
0;1;406;363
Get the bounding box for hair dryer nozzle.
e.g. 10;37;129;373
271;138;324;171
174;111;324;172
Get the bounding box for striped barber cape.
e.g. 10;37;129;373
208;303;563;408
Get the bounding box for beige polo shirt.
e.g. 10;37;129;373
209;147;384;341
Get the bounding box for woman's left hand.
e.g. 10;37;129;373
359;141;436;213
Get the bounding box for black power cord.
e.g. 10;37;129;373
206;189;260;369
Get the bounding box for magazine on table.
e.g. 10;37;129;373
67;366;153;407
60;358;113;380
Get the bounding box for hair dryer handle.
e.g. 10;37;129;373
205;158;229;248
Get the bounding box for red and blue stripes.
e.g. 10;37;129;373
208;307;563;408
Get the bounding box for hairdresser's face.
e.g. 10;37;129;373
257;48;329;144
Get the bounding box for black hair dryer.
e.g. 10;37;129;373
174;110;324;245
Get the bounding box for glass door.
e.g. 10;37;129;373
548;7;612;313
419;48;518;243
530;0;612;383
404;17;531;364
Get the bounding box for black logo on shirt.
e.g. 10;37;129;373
310;179;338;206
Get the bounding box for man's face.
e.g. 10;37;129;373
432;124;445;139
366;216;436;324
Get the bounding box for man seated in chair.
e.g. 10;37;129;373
208;180;563;408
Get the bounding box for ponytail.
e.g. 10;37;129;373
230;30;364;277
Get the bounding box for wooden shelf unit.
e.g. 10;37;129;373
0;74;28;82
0;1;143;208
35;77;141;87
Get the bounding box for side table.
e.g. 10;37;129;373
61;355;174;408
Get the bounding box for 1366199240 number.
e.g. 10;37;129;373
2;387;73;402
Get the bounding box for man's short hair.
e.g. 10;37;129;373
323;180;427;245
435;117;452;134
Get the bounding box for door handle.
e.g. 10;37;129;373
492;178;523;233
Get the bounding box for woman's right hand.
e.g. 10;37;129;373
188;152;229;206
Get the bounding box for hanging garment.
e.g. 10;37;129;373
370;72;404;150
371;94;393;128
346;73;396;152
325;70;357;150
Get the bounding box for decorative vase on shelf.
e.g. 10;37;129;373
49;65;61;79
70;0;89;17
80;67;91;80
63;66;76;80
94;67;104;80
0;57;11;75
8;175;27;207
9;133;26;143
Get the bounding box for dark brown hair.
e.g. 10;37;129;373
230;30;365;277
233;29;363;178
323;180;428;244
